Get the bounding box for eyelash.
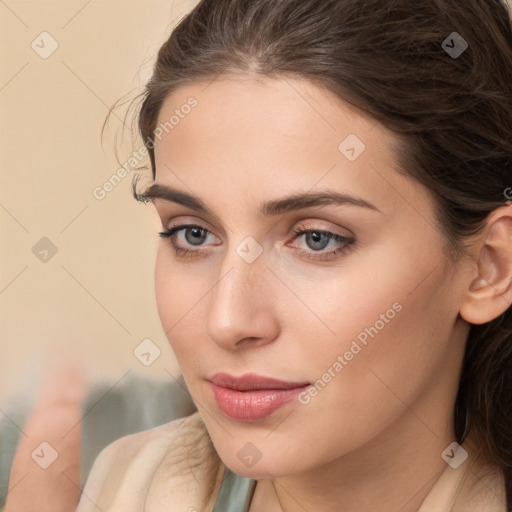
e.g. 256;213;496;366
157;224;355;262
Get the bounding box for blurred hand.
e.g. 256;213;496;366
4;355;88;512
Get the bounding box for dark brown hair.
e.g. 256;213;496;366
134;0;512;506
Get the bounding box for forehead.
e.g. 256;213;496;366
155;74;380;147
151;75;427;221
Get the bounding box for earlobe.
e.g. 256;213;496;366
460;206;512;325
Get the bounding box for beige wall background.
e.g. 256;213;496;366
0;0;200;406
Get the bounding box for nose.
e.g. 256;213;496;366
205;249;279;351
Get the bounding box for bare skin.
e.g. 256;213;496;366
5;75;512;511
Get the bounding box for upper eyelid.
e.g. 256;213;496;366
168;222;219;237
163;216;221;237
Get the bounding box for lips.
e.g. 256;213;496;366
208;372;310;391
207;372;311;421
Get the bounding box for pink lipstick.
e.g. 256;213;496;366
208;372;311;421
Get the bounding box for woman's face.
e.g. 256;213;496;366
151;75;472;478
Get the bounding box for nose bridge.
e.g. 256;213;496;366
205;239;275;348
219;230;269;299
212;242;265;318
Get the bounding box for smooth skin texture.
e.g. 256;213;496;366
151;75;512;512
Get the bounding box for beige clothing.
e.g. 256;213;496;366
76;411;507;512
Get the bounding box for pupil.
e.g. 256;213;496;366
307;232;328;251
186;227;206;245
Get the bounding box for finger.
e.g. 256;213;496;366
5;356;88;512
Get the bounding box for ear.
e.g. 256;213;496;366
460;204;512;325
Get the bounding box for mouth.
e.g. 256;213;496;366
208;372;310;390
207;372;311;422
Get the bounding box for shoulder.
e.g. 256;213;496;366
77;411;225;512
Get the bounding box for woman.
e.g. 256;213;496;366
6;0;512;510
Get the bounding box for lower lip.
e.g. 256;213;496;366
210;382;310;422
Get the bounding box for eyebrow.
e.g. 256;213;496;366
134;182;381;216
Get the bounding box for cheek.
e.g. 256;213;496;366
291;240;456;434
154;248;175;332
282;243;434;354
154;246;212;365
299;228;451;356
154;249;191;353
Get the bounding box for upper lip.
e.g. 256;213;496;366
207;372;310;391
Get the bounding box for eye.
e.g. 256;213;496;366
158;224;220;257
158;222;355;261
289;225;355;261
